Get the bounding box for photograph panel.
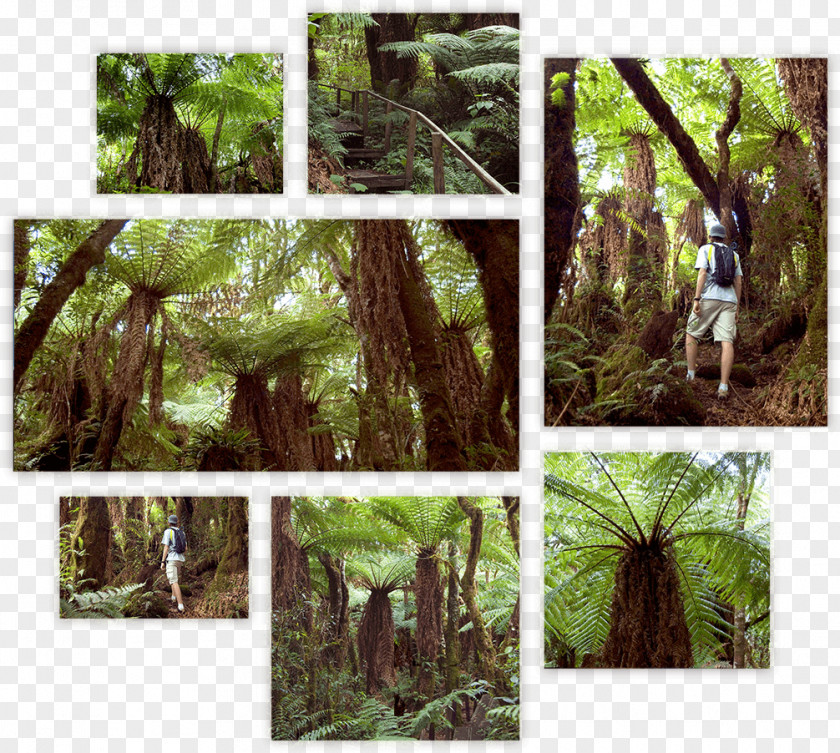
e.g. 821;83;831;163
271;495;520;741
308;13;519;195
59;496;249;619
96;53;284;195
544;57;827;427
543;452;770;669
14;219;518;472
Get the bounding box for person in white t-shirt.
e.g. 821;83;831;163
685;222;743;400
160;514;186;612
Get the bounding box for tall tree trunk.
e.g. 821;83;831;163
715;59;743;242
215;496;248;579
91;290;159;470
732;486;750;668
445;220;520;442
544;58;581;323
358;588;398;694
13;220;32;310
456;497;500;688
271;497;311;618
415;548;444;700
318;552;349;669
377;221;467;471
175;497;193;536
365;14;418;90
444;541;463;732
14;219;128;393
71;496;111;590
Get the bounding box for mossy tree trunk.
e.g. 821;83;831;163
71;496;111;590
544;58;581;323
14;219;128;393
456;497;500;689
215;496;248;579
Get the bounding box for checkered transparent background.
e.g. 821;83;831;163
1;0;838;750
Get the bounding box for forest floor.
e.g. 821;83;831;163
688;341;778;426
167;566;213;619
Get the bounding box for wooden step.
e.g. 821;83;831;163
327;119;362;135
346;169;406;193
345;148;385;161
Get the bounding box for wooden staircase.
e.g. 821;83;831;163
320;84;511;195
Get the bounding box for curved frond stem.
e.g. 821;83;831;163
650;452;698;542
589;452;646;545
663;455;739;536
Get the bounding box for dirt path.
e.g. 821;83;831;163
168;567;213;618
689;342;774;426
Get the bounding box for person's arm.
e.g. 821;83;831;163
692;268;707;315
161;532;170;568
734;273;743;319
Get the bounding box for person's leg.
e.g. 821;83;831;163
685;333;699;375
720;341;734;386
172;582;184;607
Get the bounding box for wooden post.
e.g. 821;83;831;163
383;101;393;154
404;111;417;190
362;91;369;141
432;132;445;194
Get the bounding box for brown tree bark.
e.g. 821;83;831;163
318;552;349;669
91;290;159;470
215;496;248;579
365;14;418;90
71;496;111;590
14;219;128;393
544;59;581;323
271;497;311;618
445;219;520;442
715;59;743;242
415;549;444;699
382;221;467;471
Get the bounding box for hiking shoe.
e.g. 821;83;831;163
686;373;695;382
717;387;730;400
178;603;185;612
171;595;176;603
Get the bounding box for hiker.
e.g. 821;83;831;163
160;514;186;612
685;222;743;399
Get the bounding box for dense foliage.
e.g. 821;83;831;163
97;53;283;193
545;57;827;426
272;496;519;740
59;496;249;619
308;13;519;194
544;452;770;668
14;219;518;472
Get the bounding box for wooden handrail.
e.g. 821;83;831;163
316;83;511;195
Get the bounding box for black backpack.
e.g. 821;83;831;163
169;527;187;555
708;241;738;287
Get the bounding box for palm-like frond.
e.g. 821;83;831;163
364;496;465;551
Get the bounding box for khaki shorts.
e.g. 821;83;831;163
686;299;737;343
166;560;183;585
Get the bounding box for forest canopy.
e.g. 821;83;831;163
544;452;770;668
59;496;249;619
307;13;519;194
272;495;519;740
544;57;827;427
14;218;518;472
97;53;284;194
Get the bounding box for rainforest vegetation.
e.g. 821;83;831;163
544;452;770;668
545;57;827;426
97;53;283;194
59;496;249;619
13;218;518;472
308;13;519;194
271;495;519;740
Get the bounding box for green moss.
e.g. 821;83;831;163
593;344;705;426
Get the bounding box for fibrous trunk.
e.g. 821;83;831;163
92;289;160;470
273;373;316;471
415;549;444;699
598;547;693;668
365;14;418;90
215;496;248;579
229;372;282;469
182;128;217;193
358;588;397;694
71;496;111;590
135;94;185;192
